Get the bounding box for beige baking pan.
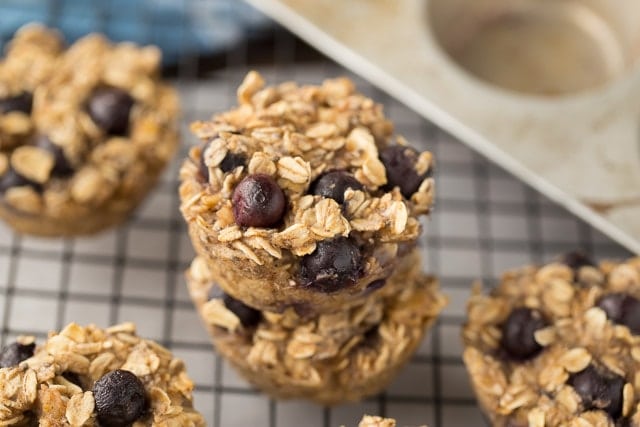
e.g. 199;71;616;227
246;0;640;254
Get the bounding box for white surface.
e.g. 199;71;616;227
245;0;640;255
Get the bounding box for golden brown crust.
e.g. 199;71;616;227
463;257;640;427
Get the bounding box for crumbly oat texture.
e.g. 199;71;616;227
463;256;640;427
0;322;204;426
0;24;179;236
187;253;446;405
180;71;434;312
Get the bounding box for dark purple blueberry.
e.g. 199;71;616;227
93;370;148;426
62;371;83;388
0;342;35;368
568;365;624;419
87;86;134;135
34;135;74;177
597;293;640;334
232;174;286;228
300;237;363;293
380;145;430;198
222;293;261;328
365;279;387;292
0;169;41;194
562;251;595;272
0;92;32;114
199;143;247;183
220;152;247;173
500;307;548;360
311;170;363;204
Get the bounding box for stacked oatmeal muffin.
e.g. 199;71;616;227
179;71;446;404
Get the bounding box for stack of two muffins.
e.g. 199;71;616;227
179;71;447;404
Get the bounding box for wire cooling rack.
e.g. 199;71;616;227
0;2;634;426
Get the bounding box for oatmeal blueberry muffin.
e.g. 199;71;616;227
180;71;434;313
463;253;640;427
186;254;446;404
0;322;204;426
0;25;179;236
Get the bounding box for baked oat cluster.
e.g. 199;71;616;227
180;71;435;313
357;415;399;427
464;253;640;427
0;24;179;236
0;322;204;426
187;254;446;404
179;71;443;405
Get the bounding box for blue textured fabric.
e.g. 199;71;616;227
0;0;271;64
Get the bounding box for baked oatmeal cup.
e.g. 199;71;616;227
0;26;179;236
0;322;204;426
186;254;446;404
464;253;640;427
180;71;434;313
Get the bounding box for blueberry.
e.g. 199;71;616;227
311;170;363;204
0;92;32;114
500;307;548;360
0;342;35;368
232;174;286;228
568;365;624;419
87;87;134;136
222;293;261;328
34;135;74;177
380;145;429;198
562;251;595;272
199;142;246;182
365;279;387;293
300;237;363;293
596;293;640;334
0;169;41;194
93;370;148;426
62;371;83;388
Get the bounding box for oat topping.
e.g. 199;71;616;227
357;415;398;427
0;25;179;236
187;254;446;404
463;256;640;427
0;323;204;426
180;71;434;272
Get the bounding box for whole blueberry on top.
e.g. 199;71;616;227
568;364;624;419
232;174;286;228
35;134;74;177
300;237;363;293
87;86;134;136
0;169;41;194
93;369;148;426
596;293;640;334
311;170;363;204
500;307;548;361
0;342;35;368
380;145;429;198
223;293;261;328
0;92;32;115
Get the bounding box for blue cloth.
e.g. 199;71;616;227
0;0;271;64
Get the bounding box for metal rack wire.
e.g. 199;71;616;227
0;1;633;426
